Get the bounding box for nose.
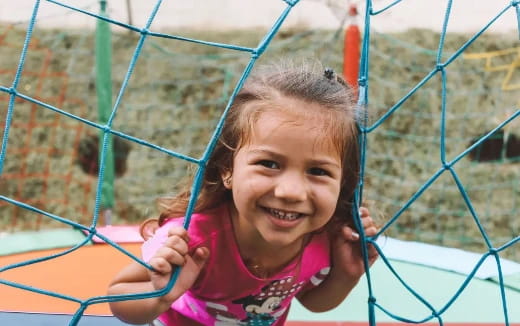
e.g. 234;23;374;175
274;172;308;202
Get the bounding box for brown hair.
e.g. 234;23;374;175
156;60;360;228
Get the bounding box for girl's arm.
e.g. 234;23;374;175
296;266;360;312
107;262;173;324
107;226;210;324
297;207;378;312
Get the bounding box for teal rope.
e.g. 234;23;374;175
360;0;520;325
91;0;164;230
0;0;519;325
96;0;114;211
514;0;520;39
0;0;41;175
370;0;403;15
0;1;302;325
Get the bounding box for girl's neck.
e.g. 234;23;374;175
242;238;308;278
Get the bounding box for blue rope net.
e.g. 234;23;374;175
362;27;520;258
358;1;520;324
0;0;519;325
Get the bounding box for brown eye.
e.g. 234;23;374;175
308;167;329;176
258;160;279;169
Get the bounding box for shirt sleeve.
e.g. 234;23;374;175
141;218;183;262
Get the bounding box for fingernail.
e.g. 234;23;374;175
352;231;360;240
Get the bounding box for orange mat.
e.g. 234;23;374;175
0;243;141;315
2;243;520;326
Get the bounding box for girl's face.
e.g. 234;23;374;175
223;97;343;252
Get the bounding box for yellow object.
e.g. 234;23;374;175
464;47;520;92
464;47;519;132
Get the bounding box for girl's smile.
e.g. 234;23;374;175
223;96;343;258
266;207;304;221
263;206;306;228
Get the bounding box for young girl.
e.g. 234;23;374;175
107;61;379;326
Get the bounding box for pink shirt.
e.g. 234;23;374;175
142;205;331;326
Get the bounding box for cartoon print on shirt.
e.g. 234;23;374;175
232;293;285;325
206;302;246;325
310;267;331;286
206;276;308;325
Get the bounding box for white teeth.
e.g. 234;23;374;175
269;208;301;221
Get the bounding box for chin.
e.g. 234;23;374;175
260;231;303;248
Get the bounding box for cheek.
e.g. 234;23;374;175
244;174;271;193
232;174;268;204
320;184;341;213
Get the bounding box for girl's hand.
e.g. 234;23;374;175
147;226;210;303
330;207;379;280
295;207;379;312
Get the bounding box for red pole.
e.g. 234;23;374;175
343;5;360;91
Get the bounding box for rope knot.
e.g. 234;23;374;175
430;311;441;318
489;248;499;256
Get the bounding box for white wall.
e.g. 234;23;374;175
0;0;518;34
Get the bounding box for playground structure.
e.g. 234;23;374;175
1;1;519;258
1;0;520;325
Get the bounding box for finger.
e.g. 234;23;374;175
164;235;189;256
358;206;369;217
154;246;187;267
360;216;379;235
360;215;374;227
364;225;378;237
149;256;173;275
341;224;378;241
341;225;360;241
167;226;189;242
360;216;378;236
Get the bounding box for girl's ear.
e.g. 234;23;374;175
221;170;232;189
139;218;159;240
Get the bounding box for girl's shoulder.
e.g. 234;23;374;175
306;230;330;251
300;231;330;266
159;204;231;246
